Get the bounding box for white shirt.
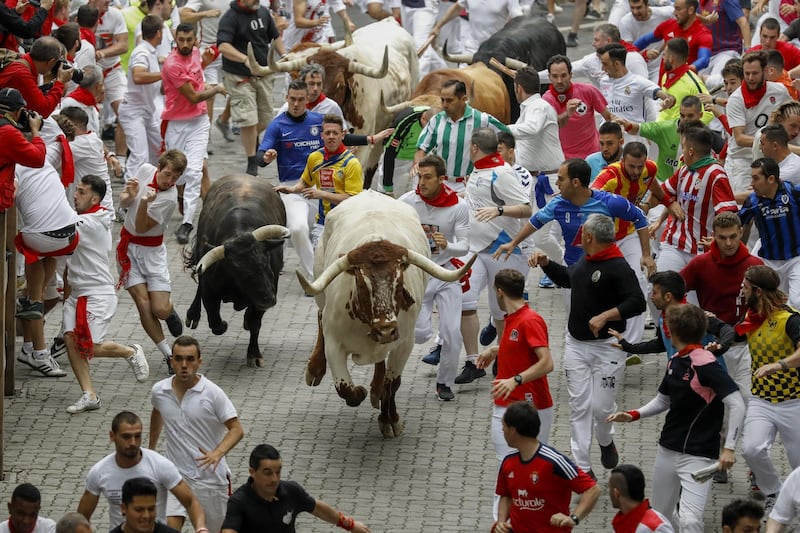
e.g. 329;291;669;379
183;0;230;47
277;95;344;119
508;93;563;172
70;133;115;212
779;152;800;185
283;0;336;50
95;7;127;69
618;6;673;82
68;209;116;296
726;81;792;160
539;48;650;89
124;40;161;111
398;191;470;265
769;465;800;525
123;163;178;237
60;96;100;138
15;161;79;234
84;448;183;530
0;518;55;533
459;0;522;52
600;70;660;123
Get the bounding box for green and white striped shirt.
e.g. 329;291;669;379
416;104;510;178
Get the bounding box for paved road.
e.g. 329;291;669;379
1;9;796;533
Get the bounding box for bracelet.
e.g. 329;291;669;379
624;123;634;133
336;512;354;531
712;96;717;105
196;529;209;533
779;359;789;371
626;410;641;421
368;135;374;145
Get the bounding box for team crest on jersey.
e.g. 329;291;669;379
783;194;790;204
591;270;602;282
770;96;777;104
283;511;292;524
531;472;540;484
310;126;319;136
509;329;519;341
624;86;631;95
558;93;567;103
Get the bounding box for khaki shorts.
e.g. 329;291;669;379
223;72;274;128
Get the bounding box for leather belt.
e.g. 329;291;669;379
42;224;76;239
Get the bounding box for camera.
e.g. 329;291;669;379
52;59;84;84
15;109;38;133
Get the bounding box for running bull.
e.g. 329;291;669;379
297;191;474;437
185;175;289;367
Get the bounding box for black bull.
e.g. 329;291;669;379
184;175;289;367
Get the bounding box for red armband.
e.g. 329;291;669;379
337;512;354;531
627;410;641;421
624;123;634;133
661;193;673;207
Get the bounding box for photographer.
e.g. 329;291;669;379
0;35;76;117
0;0;54;51
0;87;45;212
60;65;103;134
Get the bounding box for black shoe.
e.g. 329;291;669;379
175;223;192;245
480;321;497;345
600;441;619;469
422;344;441;365
246;156;258;176
166;308;184;337
566;32;578;47
712;470;729;484
101;124;115;140
436;383;455;401
16;299;43;320
454;361;486;384
586;7;603;18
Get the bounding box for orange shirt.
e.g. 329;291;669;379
591;159;658;240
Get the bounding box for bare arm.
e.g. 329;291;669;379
218;42;248;64
179;6;221;23
732;125;754;148
77;491;99;520
97;33;128;60
430;1;461;35
171;480;207;530
311;501;371;533
195;418;244;471
177;81;225;105
293;0;329;28
736;16;751;49
131;65;162;85
149;408;163;449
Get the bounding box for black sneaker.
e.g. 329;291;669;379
165;308;184;337
246;156;258;176
480;321;497;345
454;361;486;384
712;470;729;484
101;124;115;140
586;7;603;18
215;118;235;142
422;345;441;365
436;383;455;401
16;299;43;320
566;32;579;47
175;223;192;245
600;441;619;469
50;336;67;359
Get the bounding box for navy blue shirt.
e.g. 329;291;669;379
739;181;800;261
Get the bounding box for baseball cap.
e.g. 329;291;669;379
0;88;27;112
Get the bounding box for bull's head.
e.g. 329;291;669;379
297;240;476;344
195;225;290;275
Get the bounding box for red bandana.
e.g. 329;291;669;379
585;243;624;262
79;27;97;46
547;83;573;108
323;143;346;160
675;343;705;357
734;309;767;336
612;500;656;533
73;296;95;359
741;82;767;109
56;134;75;188
307;93;327;109
472;152;505;170
662;64;692;89
68;86;98;110
417;183;458;207
80;204;106;215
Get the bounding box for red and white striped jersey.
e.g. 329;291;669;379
661;161;737;254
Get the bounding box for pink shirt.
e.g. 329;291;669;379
542;82;607;159
161;48;206;121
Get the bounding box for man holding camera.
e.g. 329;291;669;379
0;36;75;118
0;88;46;213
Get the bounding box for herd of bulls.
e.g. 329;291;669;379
184;15;565;436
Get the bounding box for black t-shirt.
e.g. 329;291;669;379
222;479;316;533
657;349;739;459
110;522;180;533
217;1;280;77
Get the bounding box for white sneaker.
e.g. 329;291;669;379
66;392;101;414
126;344;150;383
554;3;563;11
546;12;555;22
17;351;66;377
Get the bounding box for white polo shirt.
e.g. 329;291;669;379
726;81;792;160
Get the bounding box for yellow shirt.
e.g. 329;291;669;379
747;306;800;402
301;147;363;223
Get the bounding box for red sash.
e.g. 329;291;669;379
116;227;164;289
56;134;75;187
73;296;95;359
14;232;79;264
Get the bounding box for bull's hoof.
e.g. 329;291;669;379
246;356;265;368
305;366;325;387
211;321;228;335
186;314;199;329
369;392;380;409
338;385;367;407
379;420;403;438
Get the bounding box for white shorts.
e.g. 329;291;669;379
120;243;171;292
62;293;118;343
20;231;74;256
166;479;229;533
203;53;223;86
103;66;127;105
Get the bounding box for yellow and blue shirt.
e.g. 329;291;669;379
301;146;363;224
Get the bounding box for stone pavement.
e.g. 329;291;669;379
2;18;797;533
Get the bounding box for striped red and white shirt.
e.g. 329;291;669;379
660;161;737;254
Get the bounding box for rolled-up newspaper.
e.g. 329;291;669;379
692;463;721;483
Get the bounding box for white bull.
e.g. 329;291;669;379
297;191;474;437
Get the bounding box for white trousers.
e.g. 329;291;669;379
618;232;646;345
656;244;698;304
651;445;717;533
700;50;741;90
402;0;446;77
564;335;627;472
607;0;630;26
415;277;463;387
724;156;753;196
763;256;800;310
462;252;529;322
392;159;415;199
280;188;314;278
166;114;210;225
742;397;800;495
723;342;752;403
118;105;161;181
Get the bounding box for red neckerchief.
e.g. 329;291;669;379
80;204;106;215
662;64;692;89
323;143;346;160
735;308;767;335
307;93;327;109
611;500;654;533
585;243;624;262
709;240;751;265
660;297;689;340
547;83;573;107
675;343;705;357
53;17;67;26
56;134;75;187
741;82;767;109
74;296;95;359
68;86;98;110
417;183;458;207
473;152;505;170
79;27;96;46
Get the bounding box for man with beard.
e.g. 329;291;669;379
657;38;713;123
0;484;56;533
162;24;226;245
586;122;625;179
77;411;206;532
618;0;675;82
634;0;713;71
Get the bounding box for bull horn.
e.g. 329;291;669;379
320;40;346;52
405;250;477;282
246;42;272;77
505;57;528;70
252;224;291;242
268;49;308;73
348;46;389;78
296;254;350;296
442;40;473;64
380;91;411;116
196;244;225;275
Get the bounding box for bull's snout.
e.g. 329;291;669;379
369;318;399;344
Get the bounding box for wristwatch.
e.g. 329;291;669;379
570;514;580;526
513;374;523;385
497;205;504;216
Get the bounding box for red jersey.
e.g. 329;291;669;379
0;55;64;117
750;41;800;71
653;18;712;66
497;306;553;409
660;160;737;254
496;445;597;533
0;124;45;210
592;160;658;240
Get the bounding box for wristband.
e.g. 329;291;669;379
779;359;789;371
490;521;499;533
712;96;717;105
627;410;641;421
624;123;634;133
336;512;354;531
